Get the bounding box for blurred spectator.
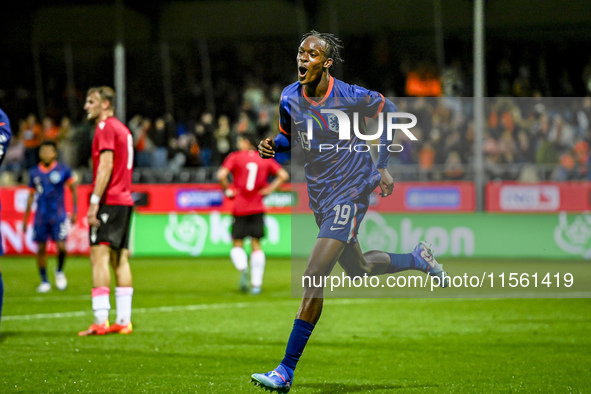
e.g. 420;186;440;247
442;60;465;96
548;114;575;150
42;117;59;142
512;66;532;97
418;141;436;180
551;152;577;181
134;118;153;168
214;115;232;163
194;112;215;166
2;133;25;177
573;140;589;179
443;150;465;180
149;116;173;168
21;113;42;170
57;116;77;168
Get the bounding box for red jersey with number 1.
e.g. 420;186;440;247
92;116;134;206
221;149;282;216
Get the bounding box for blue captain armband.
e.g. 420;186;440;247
273;133;291;153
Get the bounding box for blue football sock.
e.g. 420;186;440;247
39;268;48;283
0;272;4;332
279;319;315;379
387;252;424;273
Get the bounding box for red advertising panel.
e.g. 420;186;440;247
486;182;591;212
292;182;475;213
0;184;292;255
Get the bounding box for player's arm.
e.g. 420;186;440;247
22;188;35;234
0;109;13;167
259;167;290;196
216;166;235;198
68;177;78;224
371;93;396;197
87;150;113;227
259;97;292;159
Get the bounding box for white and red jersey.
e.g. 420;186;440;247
221;149;282;216
92;116;134;206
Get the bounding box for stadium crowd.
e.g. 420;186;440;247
1;40;591;185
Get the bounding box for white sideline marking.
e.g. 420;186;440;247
0;299;373;322
3;293;588;322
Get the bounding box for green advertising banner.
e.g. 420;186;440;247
130;211;590;260
131;212;291;257
292;212;591;260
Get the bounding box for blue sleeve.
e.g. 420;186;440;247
273;132;291;153
0;109;13;168
278;96;292;137
28;170;35;189
275;95;293;152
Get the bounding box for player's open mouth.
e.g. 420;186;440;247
298;66;308;78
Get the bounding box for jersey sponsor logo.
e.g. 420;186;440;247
49;171;62;184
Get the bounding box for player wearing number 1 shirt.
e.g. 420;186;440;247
79;86;135;336
218;133;289;295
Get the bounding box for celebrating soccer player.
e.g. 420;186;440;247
79;86;135;336
217;133;289;295
0;107;13;334
23;140;78;292
251;31;450;392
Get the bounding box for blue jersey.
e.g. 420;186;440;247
0;108;13;256
279;76;396;213
28;162;73;224
0;109;11;169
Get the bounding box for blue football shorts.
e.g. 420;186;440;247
314;195;369;244
33;218;68;243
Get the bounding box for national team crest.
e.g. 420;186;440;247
49;171;61;184
327;114;339;132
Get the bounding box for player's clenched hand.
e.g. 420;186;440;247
87;204;100;227
377;168;394;197
258;138;276;159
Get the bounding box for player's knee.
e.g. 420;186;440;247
303;265;332;279
342;266;367;278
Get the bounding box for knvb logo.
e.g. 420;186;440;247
299;109;418;153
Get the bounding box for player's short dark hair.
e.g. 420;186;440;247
301;30;344;66
239;133;259;149
39;140;57;150
87;86;116;110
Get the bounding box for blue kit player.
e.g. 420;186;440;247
252;31;450;392
23;140;78;293
0;108;13;333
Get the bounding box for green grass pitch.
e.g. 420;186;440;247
0;256;589;393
